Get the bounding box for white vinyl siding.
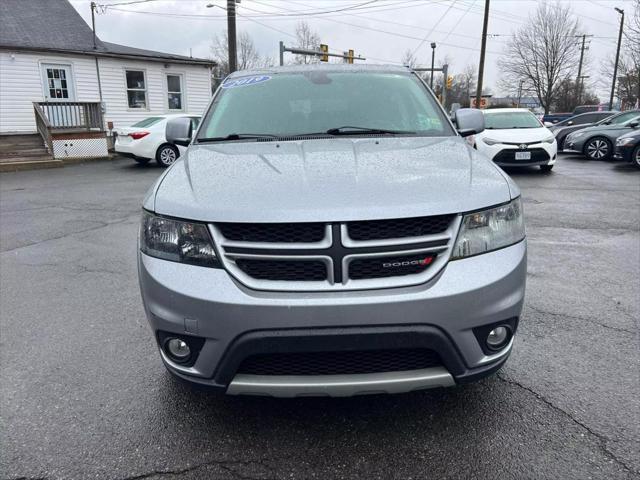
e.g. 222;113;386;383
0;49;212;133
0;50;99;133
97;57;211;129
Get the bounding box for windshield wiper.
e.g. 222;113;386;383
198;133;279;143
325;126;416;135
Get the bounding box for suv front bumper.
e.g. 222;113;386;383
138;240;526;396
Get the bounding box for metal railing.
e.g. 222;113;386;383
34;101;104;131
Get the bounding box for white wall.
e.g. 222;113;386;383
0;49;212;134
98;57;212;129
0;50;100;133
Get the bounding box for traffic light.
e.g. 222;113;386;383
348;49;354;64
320;44;329;62
446;75;453;89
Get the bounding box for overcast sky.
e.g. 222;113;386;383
70;0;637;99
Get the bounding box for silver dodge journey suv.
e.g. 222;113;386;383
138;65;526;397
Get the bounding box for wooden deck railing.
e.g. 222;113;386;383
34;101;104;132
33;102;53;153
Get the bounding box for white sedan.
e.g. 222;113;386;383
474;108;557;172
114;114;200;167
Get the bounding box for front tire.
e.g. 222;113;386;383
633;145;640;169
540;164;554;172
584;137;612;161
156;144;179;168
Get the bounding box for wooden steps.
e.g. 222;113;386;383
0;134;60;172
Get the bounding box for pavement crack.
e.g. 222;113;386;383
496;373;638;475
0;215;137;254
121;459;275;480
526;304;636;336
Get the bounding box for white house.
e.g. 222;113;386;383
0;0;214;164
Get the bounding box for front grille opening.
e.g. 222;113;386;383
237;348;442;376
493;148;550;164
235;259;327;281
218;222;325;243
347;215;453;241
349;254;437;280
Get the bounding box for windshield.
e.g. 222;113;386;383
603;111;640;125
197;71;453;140
131;117;163;128
483;111;542;129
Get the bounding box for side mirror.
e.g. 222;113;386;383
166;116;193;147
629;121;639;128
544;121;554;127
567;120;574;126
455;108;484;137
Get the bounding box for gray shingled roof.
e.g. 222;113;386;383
0;0;213;65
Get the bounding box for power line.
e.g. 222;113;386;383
411;0;459;56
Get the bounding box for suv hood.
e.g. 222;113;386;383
151;137;516;223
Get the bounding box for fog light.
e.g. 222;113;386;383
166;338;191;361
486;326;509;350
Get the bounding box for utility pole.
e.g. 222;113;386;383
430;43;436;89
575;35;587;105
516;79;524;108
227;0;238;73
475;0;490;109
90;1;97;50
609;7;624;110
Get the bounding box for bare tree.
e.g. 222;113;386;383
599;2;640;109
401;49;417;68
600;54;639;110
498;2;581;113
623;0;640;107
293;21;321;64
210;31;271;88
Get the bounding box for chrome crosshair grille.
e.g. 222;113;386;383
209;215;461;292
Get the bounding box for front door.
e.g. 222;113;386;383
41;64;75;101
41;64;76;127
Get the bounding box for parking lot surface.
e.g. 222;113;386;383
1;155;639;480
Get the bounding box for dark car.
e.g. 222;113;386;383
614;129;640;168
572;105;600;115
564;110;640;160
542;112;573;125
550;111;616;151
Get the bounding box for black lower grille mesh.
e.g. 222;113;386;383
349;254;436;280
493;148;550;164
235;259;326;281
347;215;453;240
237;349;442;376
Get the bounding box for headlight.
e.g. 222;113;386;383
616;137;635;146
452;198;525;259
482;137;501;146
140;211;220;268
542;136;555;144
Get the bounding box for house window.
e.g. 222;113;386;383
46;68;69;99
166;74;183;110
126;70;147;109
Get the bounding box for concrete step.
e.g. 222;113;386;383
0;155;63;172
0;148;50;158
0;134;44;147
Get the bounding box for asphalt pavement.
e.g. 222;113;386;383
1;154;639;480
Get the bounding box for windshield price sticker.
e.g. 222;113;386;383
222;75;271;89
